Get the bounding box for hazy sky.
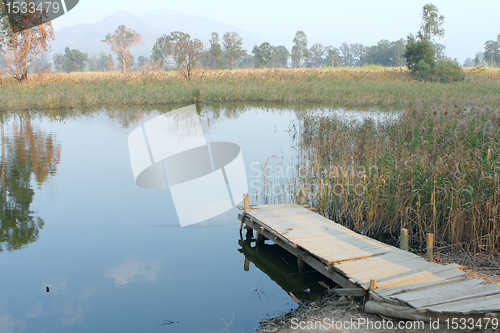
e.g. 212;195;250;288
53;0;500;63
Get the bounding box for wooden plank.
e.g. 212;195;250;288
394;278;486;304
250;203;300;210
310;240;391;258
250;209;313;218
277;228;355;241
291;230;380;245
401;282;500;309
375;273;467;298
335;288;367;297
426;294;500;313
277;230;343;241
298;239;384;254
256;211;337;223
273;222;363;238
335;251;418;275
365;301;487;322
349;258;433;285
269;222;343;232
321;247;391;265
362;264;462;290
257;216;342;229
418;287;500;310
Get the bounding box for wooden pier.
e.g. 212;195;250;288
238;201;500;322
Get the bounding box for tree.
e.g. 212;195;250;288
107;55;115;71
0;5;54;81
363;40;392;66
309;43;325;67
151;34;170;69
252;42;272;68
324;46;341;67
418;3;444;40
208;32;223;69
28;52;51;73
53;47;88;72
235;53;253;68
404;4;464;82
339;43;354;66
87;52;110;72
483;34;500;67
151;31;204;79
391;39;406;66
291;31;308;68
362;39;406;67
137;56;152;71
222;31;245;70
404;3;444;71
404;34;436;71
272;46;289;68
101;25;142;74
463;58;474;67
0;115;61;253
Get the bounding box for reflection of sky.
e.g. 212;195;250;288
106;259;162;286
0;104;390;332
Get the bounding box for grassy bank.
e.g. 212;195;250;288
0;68;499;111
295;101;500;254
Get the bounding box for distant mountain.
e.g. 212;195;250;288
138;10;265;50
50;10;265;59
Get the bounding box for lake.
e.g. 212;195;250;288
0;103;391;332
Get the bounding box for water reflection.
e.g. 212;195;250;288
238;231;333;302
0;116;61;253
105;259;162;286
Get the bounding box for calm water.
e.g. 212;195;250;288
0;103;390;332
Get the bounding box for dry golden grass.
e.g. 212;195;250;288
0;67;498;111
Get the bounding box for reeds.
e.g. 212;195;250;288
0;68;499;111
294;102;500;253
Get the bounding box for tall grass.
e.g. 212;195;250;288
0;68;499;111
294;102;500;254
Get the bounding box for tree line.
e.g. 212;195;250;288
1;1;500;81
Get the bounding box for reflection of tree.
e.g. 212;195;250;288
0;116;60;253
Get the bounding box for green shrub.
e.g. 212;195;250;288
413;59;433;81
413;58;466;83
432;58;466;83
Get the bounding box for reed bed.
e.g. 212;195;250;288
0;68;499;111
294;102;500;254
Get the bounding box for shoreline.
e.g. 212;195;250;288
257;251;500;332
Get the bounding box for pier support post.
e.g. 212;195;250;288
297;256;305;272
400;228;409;251
296;188;306;205
256;232;264;246
244;258;250;271
427;233;434;262
370;279;377;290
243;193;250;210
